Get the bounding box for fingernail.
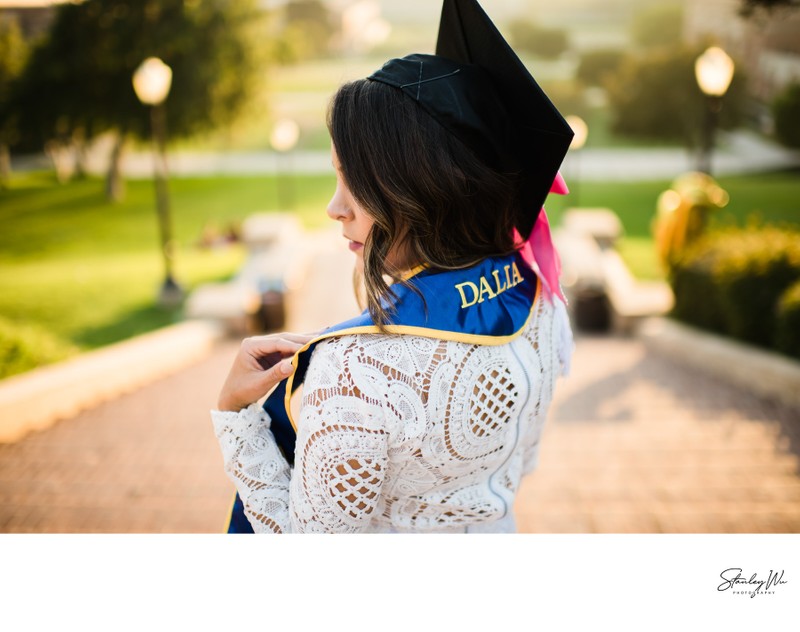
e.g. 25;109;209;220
280;360;294;375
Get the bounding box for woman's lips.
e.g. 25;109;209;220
348;240;363;253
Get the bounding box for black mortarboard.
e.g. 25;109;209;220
368;0;573;239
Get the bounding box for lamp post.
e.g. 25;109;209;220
270;118;300;210
565;115;588;207
132;57;183;307
694;46;735;176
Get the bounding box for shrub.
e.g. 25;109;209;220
775;280;800;359
540;81;589;119
576;49;626;87
714;227;800;346
669;225;800;351
772;83;800;148
669;237;727;332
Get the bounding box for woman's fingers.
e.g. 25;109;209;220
248;331;318;346
255;351;283;371
241;335;307;366
255;357;295;389
218;355;296;412
245;358;294;403
245;337;303;357
244;332;316;355
217;332;320;411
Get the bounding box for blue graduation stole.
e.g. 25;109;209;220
225;251;540;533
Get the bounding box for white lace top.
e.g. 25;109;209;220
211;291;572;533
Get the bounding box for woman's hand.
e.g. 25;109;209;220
217;332;317;412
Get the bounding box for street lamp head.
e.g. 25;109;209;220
566;115;589;150
695;47;735;97
133;57;173;106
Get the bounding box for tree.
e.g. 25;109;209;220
740;0;799;17
508;20;569;59
605;45;747;148
630;3;684;49
7;0;268;199
576;49;626;87
0;18;29;187
266;1;336;64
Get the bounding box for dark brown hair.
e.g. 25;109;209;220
327;78;523;327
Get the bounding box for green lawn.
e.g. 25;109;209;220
0;171;336;378
1;168;798;378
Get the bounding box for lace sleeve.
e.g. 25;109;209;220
211;337;389;533
211;404;292;533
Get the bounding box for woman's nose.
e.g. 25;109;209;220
326;185;351;222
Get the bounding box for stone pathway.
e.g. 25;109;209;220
515;334;800;533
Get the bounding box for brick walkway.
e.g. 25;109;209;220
515;334;800;533
1;232;799;533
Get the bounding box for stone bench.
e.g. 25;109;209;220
600;249;674;333
561;207;624;249
184;281;261;334
553;228;610;332
186;212;310;334
556;207;672;333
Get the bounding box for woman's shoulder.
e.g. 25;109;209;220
311;330;444;367
304;294;572;401
311;292;568;361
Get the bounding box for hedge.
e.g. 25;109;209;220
773;82;800;149
669;225;800;358
776;280;800;359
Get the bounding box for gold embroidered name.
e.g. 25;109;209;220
455;262;524;309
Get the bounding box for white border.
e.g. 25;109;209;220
1;534;797;629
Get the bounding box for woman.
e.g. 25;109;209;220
211;0;575;533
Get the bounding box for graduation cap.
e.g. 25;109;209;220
368;0;574;239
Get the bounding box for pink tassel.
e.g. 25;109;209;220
516;172;569;305
550;171;569;195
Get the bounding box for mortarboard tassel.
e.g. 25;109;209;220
517;172;569;305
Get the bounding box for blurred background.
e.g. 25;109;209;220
0;0;799;533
